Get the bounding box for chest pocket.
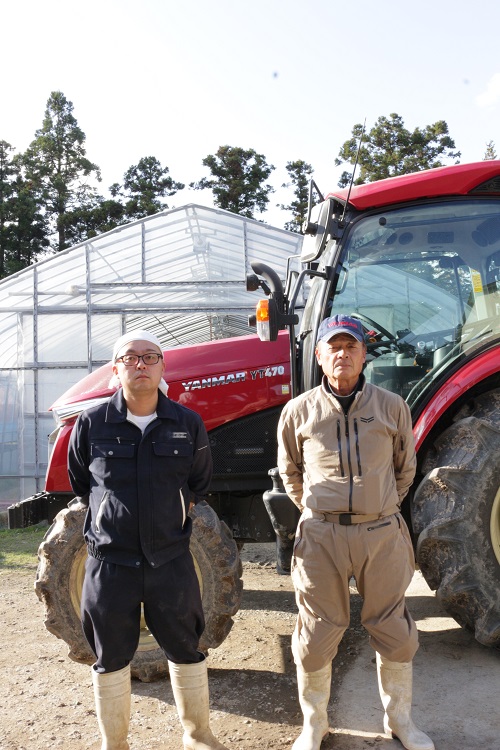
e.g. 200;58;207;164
91;442;135;459
153;442;193;458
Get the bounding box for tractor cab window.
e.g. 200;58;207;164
327;200;500;406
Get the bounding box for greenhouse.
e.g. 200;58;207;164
0;204;302;507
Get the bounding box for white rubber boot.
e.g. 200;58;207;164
92;664;131;750
168;659;229;750
376;654;435;750
292;663;331;750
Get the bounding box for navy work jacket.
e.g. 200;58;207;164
68;389;213;568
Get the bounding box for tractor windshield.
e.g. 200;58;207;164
326;199;500;407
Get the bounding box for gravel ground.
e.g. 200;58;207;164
0;542;363;750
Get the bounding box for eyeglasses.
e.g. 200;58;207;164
115;353;163;366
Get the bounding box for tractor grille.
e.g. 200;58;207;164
209;406;283;479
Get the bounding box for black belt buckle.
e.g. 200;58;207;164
339;513;352;526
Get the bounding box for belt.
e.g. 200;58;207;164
307;507;399;526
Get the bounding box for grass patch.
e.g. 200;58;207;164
0;524;48;570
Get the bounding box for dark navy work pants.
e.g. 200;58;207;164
81;551;205;673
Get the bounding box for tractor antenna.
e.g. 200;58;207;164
341;118;366;222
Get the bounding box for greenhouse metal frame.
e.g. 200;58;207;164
0;204;302;506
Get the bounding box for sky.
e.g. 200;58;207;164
3;0;500;228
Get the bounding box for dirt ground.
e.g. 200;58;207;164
0;542;365;750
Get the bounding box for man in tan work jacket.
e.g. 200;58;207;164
278;314;434;750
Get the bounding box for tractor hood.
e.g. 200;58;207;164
50;331;291;431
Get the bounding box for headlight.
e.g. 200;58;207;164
51;396;111;426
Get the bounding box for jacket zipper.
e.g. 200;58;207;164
336;420;345;477
353;418;362;476
344;414;354;512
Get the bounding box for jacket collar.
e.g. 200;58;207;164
321;373;366;398
105;388;177;423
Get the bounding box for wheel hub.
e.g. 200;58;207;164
490;485;500;567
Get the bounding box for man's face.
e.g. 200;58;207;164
315;333;366;385
112;339;164;397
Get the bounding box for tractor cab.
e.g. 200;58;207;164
298;197;500;412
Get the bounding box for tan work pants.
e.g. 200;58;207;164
291;513;418;672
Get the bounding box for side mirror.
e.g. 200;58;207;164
301;198;335;263
247;262;299;341
302;179;324;233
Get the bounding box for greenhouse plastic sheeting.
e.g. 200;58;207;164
0;204;302;506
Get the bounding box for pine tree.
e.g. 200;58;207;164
121;156;184;220
191;146;275;219
279;160;314;233
335;114;460;186
22;91;101;252
484;141;497;160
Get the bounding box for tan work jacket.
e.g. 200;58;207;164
277;377;416;515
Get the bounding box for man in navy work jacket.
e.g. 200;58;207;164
68;329;229;750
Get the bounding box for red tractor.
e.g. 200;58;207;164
36;161;500;679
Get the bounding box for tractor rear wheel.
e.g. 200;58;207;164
412;389;500;647
35;500;242;681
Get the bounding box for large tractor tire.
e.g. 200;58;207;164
35;500;243;682
412;389;500;647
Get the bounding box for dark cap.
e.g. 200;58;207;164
316;314;365;344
